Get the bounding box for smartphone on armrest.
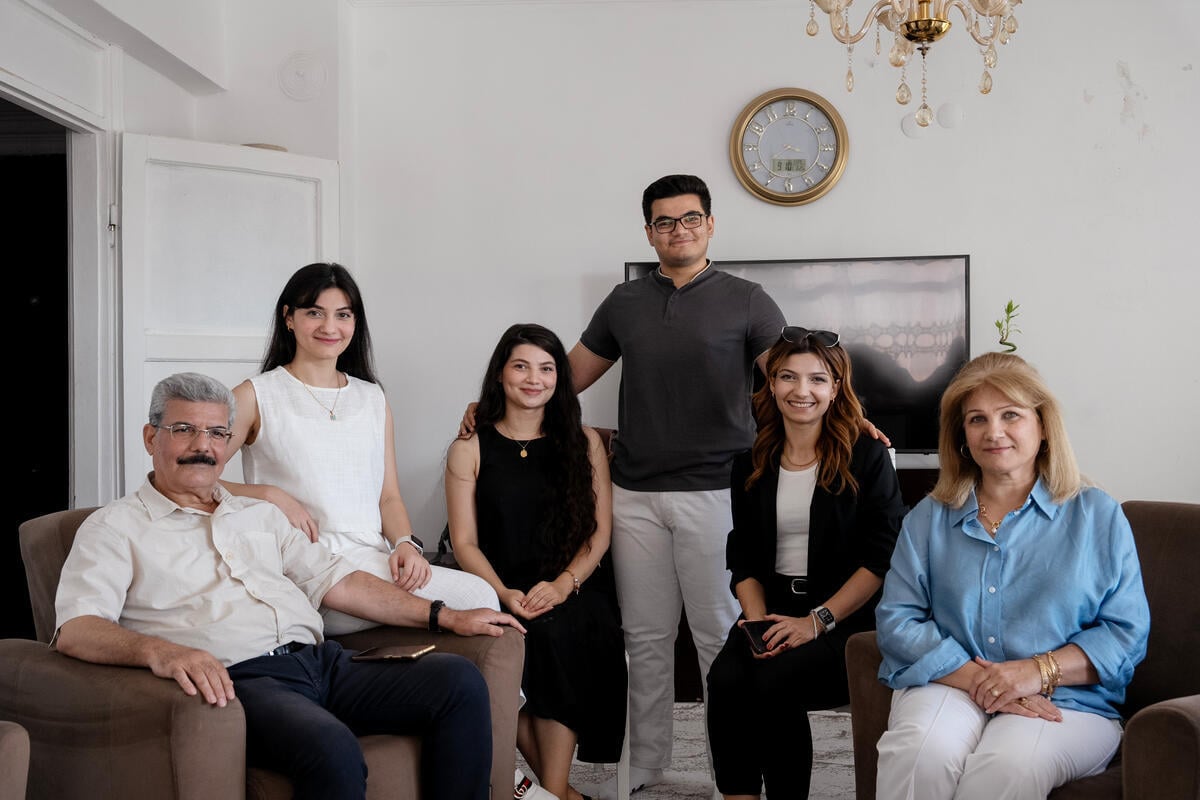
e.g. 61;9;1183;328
350;644;435;662
741;620;773;655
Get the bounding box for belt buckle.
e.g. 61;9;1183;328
790;577;809;594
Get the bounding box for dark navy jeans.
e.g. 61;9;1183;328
227;640;491;800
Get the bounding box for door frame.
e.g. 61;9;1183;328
0;1;121;507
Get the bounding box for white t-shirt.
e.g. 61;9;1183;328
774;463;818;576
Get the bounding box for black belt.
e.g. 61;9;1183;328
265;641;307;657
787;576;809;595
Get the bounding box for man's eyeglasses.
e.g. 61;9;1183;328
155;423;234;444
650;213;707;234
781;326;840;347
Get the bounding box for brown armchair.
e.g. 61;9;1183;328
846;500;1200;800
0;721;30;800
1;507;525;800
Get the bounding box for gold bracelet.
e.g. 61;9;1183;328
1032;653;1051;696
564;568;580;596
1045;649;1062;697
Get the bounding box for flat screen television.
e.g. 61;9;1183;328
624;255;969;455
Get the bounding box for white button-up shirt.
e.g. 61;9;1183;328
55;478;357;666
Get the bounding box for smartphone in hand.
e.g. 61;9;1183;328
741;619;773;655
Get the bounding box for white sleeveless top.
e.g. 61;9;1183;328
242;366;386;550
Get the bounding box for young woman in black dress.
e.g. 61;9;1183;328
446;323;625;800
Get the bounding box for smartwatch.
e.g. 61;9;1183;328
813;605;837;632
428;599;445;632
387;534;424;554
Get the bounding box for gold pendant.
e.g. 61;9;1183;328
520;448;528;458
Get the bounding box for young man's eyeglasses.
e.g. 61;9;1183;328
781;326;840;347
649;213;707;234
155;423;234;444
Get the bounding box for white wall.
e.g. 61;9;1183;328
4;0;1197;531
194;0;340;159
349;1;1200;534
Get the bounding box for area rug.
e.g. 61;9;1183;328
538;704;856;799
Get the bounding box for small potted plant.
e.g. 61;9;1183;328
995;300;1021;352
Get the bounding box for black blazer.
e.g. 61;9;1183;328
726;435;907;635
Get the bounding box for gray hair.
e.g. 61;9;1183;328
148;372;236;428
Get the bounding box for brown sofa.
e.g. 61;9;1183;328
0;507;525;800
0;721;30;800
846;500;1200;800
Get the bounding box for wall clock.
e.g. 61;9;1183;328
729;87;849;206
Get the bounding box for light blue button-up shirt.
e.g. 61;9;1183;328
876;480;1150;718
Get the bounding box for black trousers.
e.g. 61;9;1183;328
705;577;855;799
228;640;491;800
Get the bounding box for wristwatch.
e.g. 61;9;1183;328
813;605;837;632
428;599;445;632
387;534;423;554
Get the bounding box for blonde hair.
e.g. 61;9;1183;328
932;352;1083;507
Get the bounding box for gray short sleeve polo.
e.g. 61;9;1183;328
580;267;785;491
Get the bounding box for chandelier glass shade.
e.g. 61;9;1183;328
806;0;1021;127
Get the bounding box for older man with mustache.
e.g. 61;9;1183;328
53;372;523;800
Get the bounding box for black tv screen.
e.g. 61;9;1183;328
624;255;969;454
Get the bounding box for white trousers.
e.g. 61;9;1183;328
320;537;500;635
876;683;1122;800
610;485;740;771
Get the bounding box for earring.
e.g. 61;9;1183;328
1039;440;1049;455
959;443;972;460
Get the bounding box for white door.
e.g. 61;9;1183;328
120;133;338;492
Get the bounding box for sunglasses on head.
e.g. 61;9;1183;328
781;326;840;347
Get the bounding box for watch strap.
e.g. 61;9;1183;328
428;599;445;633
388;534;423;554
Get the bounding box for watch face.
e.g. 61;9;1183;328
409;534;424;550
816;606;836;626
730;88;848;206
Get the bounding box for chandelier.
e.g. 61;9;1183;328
805;0;1021;127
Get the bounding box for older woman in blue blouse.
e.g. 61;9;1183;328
875;353;1150;800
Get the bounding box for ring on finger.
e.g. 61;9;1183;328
991;688;1001;698
1017;697;1030;706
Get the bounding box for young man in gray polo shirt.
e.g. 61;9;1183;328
570;175;785;796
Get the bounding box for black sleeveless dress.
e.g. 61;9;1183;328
475;425;626;763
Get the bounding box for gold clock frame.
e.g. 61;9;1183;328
729;87;849;207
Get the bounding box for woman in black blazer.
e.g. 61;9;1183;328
706;328;907;800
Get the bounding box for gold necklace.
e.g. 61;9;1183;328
781;451;818;471
497;423;537;458
293;370;345;421
977;504;1003;534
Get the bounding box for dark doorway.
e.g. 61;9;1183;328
2;97;69;639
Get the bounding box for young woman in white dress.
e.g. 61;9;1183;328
222;262;498;634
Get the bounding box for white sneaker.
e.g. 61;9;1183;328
577;767;664;800
514;768;560;800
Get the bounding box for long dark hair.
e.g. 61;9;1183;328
261;262;378;383
475;323;596;575
746;335;865;494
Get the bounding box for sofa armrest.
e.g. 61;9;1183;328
333;625;525;799
0;638;247;800
0;720;30;800
1122;693;1200;800
846;631;892;800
